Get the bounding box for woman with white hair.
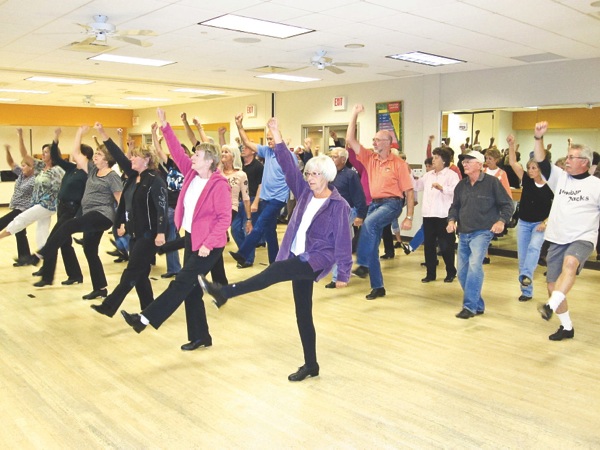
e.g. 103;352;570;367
200;117;352;382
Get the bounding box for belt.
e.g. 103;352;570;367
371;196;402;203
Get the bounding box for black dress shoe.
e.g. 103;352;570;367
236;261;253;269
121;310;146;333
549;325;574;341
90;303;116;318
537;303;553;321
229;251;247;266
198;275;228;308
444;274;456;283
482;257;491;264
106;249;123;257
82;288;108;300
288;363;319;382
62;277;83;285
324;281;336;289
399;242;411;255
380;254;394;260
160;272;177;279
180;338;212;351
16;254;40;266
114;255;128;263
518;295;532;302
365;287;386;300
421;277;435;283
32;269;43;276
352;266;369;278
455;308;475;319
33;279;52;287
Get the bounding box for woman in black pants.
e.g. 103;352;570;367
90;122;167;317
121;108;231;352
34;128;91;286
200;117;353;382
32;126;122;299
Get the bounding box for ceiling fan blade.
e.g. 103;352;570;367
335;62;368;68
79;36;103;46
114;36;152;47
117;29;156;37
325;65;344;74
76;23;92;31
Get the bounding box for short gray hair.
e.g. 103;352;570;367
330;147;348;161
571;144;593;167
305;154;337;182
195;142;221;172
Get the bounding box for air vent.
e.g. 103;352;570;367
512;53;566;63
191;94;228;100
252;65;293;73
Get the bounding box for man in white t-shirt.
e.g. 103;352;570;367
533;121;600;341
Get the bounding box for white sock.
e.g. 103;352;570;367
548;291;566;311
408;245;414;252
140;314;150;325
557;311;573;331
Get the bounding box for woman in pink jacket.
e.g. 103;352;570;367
121;108;231;351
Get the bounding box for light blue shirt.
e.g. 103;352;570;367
257;144;295;203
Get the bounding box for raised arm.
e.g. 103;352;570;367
506;134;524;180
5;144;15;169
235;113;258;153
72;126;90;172
16;128;34;167
181;112;199;146
151;122;168;164
346;104;363;154
533;121;548;163
218;126;227;146
192;117;210;143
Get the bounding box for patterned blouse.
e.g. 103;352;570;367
31;160;65;212
9;164;35;211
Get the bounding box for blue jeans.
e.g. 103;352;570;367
237;199;286;264
517;220;545;297
457;229;494;313
331;207;358;282
357;198;403;289
231;197;261;251
410;225;424;251
165;206;181;274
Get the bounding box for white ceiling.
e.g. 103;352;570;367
1;0;600;110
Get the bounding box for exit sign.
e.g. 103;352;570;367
332;96;347;111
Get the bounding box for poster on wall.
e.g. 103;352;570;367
376;101;403;152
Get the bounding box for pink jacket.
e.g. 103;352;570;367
161;123;231;251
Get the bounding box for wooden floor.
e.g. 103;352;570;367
1;216;599;449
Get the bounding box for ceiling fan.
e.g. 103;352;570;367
75;14;155;47
309;50;368;74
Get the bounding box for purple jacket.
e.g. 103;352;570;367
273;142;352;282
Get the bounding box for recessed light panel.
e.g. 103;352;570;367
0;88;49;94
171;88;225;95
199;14;313;39
256;74;320;83
123;96;169;102
26;76;94;85
387;51;464;66
90;54;175;67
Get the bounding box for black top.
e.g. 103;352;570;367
51;141;87;205
518;174;554;223
104;138;168;239
158;157;183;209
242;157;264;198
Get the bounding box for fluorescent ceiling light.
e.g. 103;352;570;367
0;98;18;102
199;14;313;39
256;74;320;83
0;88;49;94
95;103;128;108
26;76;94;85
89;54;175;67
171;88;225;95
387;51;465;66
123;96;170;102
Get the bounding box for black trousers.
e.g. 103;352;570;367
100;235;157;315
40;201;83;282
423;217;456;279
382;222;395;257
0;208;30;259
39;211;112;290
223;257;320;366
142;233;223;342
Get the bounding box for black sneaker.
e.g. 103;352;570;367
537;303;553;321
324;281;336;289
518;295;532;302
455;308;475;319
198;275;228;308
352;266;369;278
549;325;574;341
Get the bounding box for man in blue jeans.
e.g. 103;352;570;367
229;112;294;267
447;151;513;319
346;104;415;300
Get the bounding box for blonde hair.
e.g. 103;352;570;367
131;145;158;170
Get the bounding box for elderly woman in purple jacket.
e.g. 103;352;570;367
200;117;352;382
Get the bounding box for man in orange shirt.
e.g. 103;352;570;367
346;104;415;299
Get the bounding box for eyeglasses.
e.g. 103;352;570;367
566;155;587;161
373;138;391;142
304;171;322;180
